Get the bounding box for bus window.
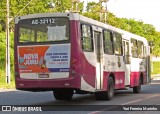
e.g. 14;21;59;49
19;28;35;42
144;46;147;57
138;41;144;58
103;30;114;54
123;41;130;64
18;17;69;43
113;33;123;55
37;31;48;42
81;24;93;52
131;38;138;58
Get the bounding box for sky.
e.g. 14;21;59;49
81;0;160;31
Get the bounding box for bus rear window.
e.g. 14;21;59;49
18;17;69;43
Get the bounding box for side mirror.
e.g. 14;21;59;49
149;41;154;47
149;41;154;53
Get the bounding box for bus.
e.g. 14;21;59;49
14;12;151;100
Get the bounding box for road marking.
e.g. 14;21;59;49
120;99;143;105
88;106;118;114
145;94;160;99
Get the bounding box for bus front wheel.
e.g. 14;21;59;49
133;78;142;93
53;89;73;100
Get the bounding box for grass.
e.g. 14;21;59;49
151;62;160;75
0;69;15;89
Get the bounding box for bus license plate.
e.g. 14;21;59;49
38;74;49;78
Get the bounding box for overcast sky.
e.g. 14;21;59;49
81;0;160;31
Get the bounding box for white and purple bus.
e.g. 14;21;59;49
14;13;151;100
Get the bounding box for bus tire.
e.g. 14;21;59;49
95;77;114;100
133;78;141;94
53;89;73;100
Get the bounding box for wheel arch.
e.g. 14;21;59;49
106;72;115;90
109;73;115;85
140;72;144;85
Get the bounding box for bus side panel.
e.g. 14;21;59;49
103;72;125;90
71;21;96;91
80;52;96;91
70;20;82;88
130;57;147;87
114;72;125;89
103;55;125;90
102;72;109;91
130;72;140;87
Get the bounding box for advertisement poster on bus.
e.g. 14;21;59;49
18;44;70;73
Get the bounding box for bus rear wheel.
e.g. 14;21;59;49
133;78;142;93
95;77;114;100
53;89;73;100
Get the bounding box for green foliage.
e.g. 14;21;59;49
0;69;15;89
0;32;14;88
0;32;6;70
152;62;160;75
83;2;100;21
0;0;160;84
0;32;14;71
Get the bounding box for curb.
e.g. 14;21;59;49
152;77;160;80
151;74;160;80
0;89;16;92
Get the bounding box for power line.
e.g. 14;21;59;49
9;0;34;23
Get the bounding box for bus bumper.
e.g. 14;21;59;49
15;76;80;91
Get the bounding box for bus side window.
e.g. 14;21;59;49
144;46;147;57
103;30;114;54
131;38;138;58
113;33;123;55
138;41;144;59
81;24;93;52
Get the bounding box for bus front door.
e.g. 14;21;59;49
94;31;103;90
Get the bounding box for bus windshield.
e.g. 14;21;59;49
18;17;69;43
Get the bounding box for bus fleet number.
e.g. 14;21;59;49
31;18;55;25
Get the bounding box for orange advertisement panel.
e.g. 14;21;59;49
18;44;70;73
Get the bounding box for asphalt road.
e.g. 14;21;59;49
1;80;160;114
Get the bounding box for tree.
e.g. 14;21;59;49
83;2;100;21
0;32;14;70
0;0;160;58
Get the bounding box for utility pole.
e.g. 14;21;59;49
99;0;109;23
71;0;80;13
6;0;10;84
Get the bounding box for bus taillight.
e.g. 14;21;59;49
70;58;77;75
